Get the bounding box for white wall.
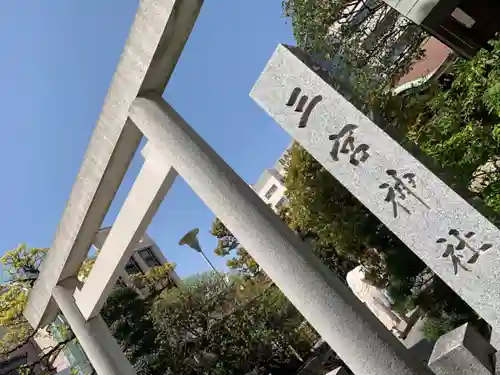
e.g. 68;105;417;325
253;169;287;213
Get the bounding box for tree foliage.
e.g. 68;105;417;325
1;245;47;286
129;263;176;297
151;274;312;375
211;219;259;278
105;273;316;375
282;0;425;98
0;245;48;357
0;245;98;374
0;245;82;374
102;286;159;375
382;38;500;218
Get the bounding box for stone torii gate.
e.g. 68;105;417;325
22;1;430;374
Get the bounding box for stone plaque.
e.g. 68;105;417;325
250;44;500;334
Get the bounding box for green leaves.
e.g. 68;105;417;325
105;274;315;375
395;38;500;221
103;286;159;373
283;0;425;103
211;218;239;257
0;245;48;356
211;218;261;278
484;82;500;116
1;244;47;283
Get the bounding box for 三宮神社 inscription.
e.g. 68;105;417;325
250;44;500;337
436;229;492;275
328;124;370;166
379;169;430;218
285;87;323;128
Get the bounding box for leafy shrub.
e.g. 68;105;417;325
422;314;463;342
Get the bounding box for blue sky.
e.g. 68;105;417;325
0;0;294;277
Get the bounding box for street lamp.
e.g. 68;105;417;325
179;228;220;275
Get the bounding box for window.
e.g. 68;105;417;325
275;197;287;210
124;256;142;275
138;248;161;268
265;184;278;199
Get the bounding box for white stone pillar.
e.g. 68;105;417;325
74;146;177;320
52;280;136;375
128;94;431;375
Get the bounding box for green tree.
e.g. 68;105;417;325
211;211;356;281
129;262;176;298
1;245;47;286
102;286;160;375
282;0;425;99
0;245;49;357
0;245;79;374
101;262;176;375
148;274;313;375
211;218;260;278
383;38;500;217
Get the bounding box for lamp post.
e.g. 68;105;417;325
179;228;220;275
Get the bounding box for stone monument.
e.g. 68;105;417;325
250;44;500;340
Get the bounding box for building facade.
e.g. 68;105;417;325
252;147;290;212
394;37;454;92
93;228;180;287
